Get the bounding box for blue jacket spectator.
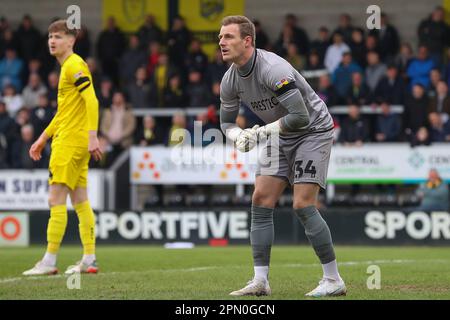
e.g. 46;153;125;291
416;169;449;211
406;46;435;88
332;52;362;101
0;47;23;91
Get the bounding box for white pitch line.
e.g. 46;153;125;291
1;259;447;284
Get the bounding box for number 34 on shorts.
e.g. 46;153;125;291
294;160;317;179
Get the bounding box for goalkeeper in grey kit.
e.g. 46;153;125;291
219;15;346;297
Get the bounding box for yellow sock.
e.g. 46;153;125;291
46;204;68;254
74;201;96;255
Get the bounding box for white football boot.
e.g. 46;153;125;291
229;278;271;296
305;277;347;297
65;260;99;275
22;261;58;276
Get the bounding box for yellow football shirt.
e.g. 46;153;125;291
45;53;99;147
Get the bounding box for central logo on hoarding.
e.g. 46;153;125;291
122;0;146;24
408;151;425;169
200;0;224;20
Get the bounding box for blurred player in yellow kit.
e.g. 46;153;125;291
23;20;103;276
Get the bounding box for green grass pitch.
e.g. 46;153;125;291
0;245;449;299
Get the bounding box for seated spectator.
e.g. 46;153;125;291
428;112;450;142
185;38;209;76
86;57;101;92
324;32;350;74
185;69;210;107
210;81;221;107
427;81;450;123
410;126;431;147
349;27;366;68
285;43;305;71
0;47;23;90
26;58;44;85
418;6;448;66
127;66;155;109
253;20;270;50
346;72;370;105
119;34;147;86
427;68;442;98
332;52;362;101
163;73;186;108
2;84;23;117
407;45;435;88
166;110;188;146
89;134;114;169
22;73;47;109
404;84;429;138
365;34;381;56
310;26;330;64
146;41;160;76
395;42;413;77
374;64;405;104
151;52;177;106
304;51;325;71
338;104;370;146
0;100;15;164
365;51;387;94
98;77;114;110
136;115;162;146
12;123;47;169
46;71;59;108
167;16;192;73
100;91;136;158
30;94;54;139
415;169;449;211
206;47;229;84
375;101;401;142
317;74;338;107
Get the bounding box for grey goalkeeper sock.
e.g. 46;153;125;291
250;205;274;267
294;206;336;264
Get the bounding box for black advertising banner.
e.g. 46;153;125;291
28;208;450;245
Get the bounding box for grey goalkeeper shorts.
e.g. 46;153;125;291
255;127;334;189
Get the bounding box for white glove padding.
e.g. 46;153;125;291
235;125;259;152
256;121;281;140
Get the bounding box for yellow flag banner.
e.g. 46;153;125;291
179;0;245;59
444;0;450;24
102;0;168;32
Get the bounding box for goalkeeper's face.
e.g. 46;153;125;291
219;24;247;63
48;31;75;57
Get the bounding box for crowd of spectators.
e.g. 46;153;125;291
1;7;450;169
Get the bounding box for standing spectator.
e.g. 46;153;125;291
2;84;23;117
277;14;309;56
253;20;269;50
100;91;136;159
185;69;210;107
375;101;401;142
346;72;370;105
120;34;147;86
136;115;162;146
338;104;370;145
374;64;406;105
46;71;58;109
151;52;177;107
407;45;435;88
138;15;163;47
74;25;91;59
96;17;126;85
324;32;350;74
415;169;449;211
127;67;155;109
22;73;47;109
185;39;209;76
146;41;161;76
333;13;354;44
98;77;114;110
369;13;400;62
167;16;192;73
418;6;449;66
0;28;18;58
0;100;15;166
428;112;450;142
395;42;414;77
209;81;221;107
410;126;431;147
30;94;54;139
427;81;450;123
163;73;186;108
332;52;362;102
403;84;429;138
86;57;101;92
14;15;41;63
310;27;330;64
349;28;366;68
365;51;387;95
0;47;23;90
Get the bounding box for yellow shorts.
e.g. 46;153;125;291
49;146;90;190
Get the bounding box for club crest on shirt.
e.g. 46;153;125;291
275;78;289;89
